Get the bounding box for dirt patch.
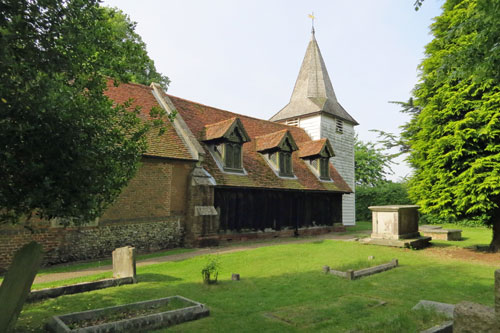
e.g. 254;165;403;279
423;246;500;266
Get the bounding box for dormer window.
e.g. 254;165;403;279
203;117;250;173
256;130;298;178
298;138;335;181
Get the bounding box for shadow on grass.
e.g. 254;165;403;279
15;260;495;333
137;273;182;283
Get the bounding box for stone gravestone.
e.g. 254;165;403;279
360;205;431;249
0;242;43;332
112;246;137;282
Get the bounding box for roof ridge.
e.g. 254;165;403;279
167;94;291;125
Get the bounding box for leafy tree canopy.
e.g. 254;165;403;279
0;0;168;225
355;136;393;187
405;0;500;250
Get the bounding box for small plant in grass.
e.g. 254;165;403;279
201;255;220;284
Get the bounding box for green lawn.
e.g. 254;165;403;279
14;224;499;332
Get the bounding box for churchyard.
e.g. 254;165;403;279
4;222;498;332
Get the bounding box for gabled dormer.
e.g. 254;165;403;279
255;130;298;177
202;117;250;173
298;138;335;181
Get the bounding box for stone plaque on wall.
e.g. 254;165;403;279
195;206;218;216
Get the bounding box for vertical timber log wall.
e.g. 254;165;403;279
215;187;342;232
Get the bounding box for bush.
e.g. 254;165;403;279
420;213;490;228
201;255;220;284
355;182;413;221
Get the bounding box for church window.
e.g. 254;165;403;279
336;119;343;134
224;143;242;170
279;151;293;177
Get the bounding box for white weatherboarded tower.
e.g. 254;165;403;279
270;30;358;225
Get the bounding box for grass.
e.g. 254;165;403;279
13;224;499;332
35;248;195;276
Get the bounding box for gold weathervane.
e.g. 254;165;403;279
308;12;315;32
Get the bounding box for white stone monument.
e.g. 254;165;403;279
360;205;431;249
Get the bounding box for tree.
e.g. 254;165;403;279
404;0;500;250
355;136;393;186
101;7;170;89
0;0;167;226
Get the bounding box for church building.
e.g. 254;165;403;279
0;31;358;272
270;30;358;225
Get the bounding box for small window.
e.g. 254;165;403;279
336;119;343;134
279;151;293;177
319;158;330;180
224;143;242;170
286;118;299;127
309;157;330;180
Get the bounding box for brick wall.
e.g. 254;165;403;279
0;218;183;272
0;157;195;273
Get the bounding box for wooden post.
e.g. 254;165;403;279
346;269;355;280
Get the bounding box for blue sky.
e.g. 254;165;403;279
103;0;443;180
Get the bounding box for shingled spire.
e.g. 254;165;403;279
270;32;358;125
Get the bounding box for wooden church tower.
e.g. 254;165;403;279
270;29;358;225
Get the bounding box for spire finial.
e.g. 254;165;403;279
308;12;315;35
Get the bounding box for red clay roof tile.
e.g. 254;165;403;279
104;81;193;161
168;94;352;193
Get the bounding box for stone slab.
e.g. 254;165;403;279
359;236;431;249
0;241;43;332
420;321;453;333
412;300;455;319
27;277;135;302
420;227;462;241
453;301;499;333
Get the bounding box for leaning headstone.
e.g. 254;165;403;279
495;269;500;314
0;242;43;332
112;246;137;282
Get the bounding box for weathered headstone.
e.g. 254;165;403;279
112;246;136;282
322;265;330;273
231;273;240;281
0;242;43;332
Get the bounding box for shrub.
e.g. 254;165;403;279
420;213;490;228
201;255;220;284
355;182;413;221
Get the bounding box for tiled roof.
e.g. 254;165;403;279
255;130;293;152
104;81;194;161
298;138;332;158
203;118;237;141
167;95;352;193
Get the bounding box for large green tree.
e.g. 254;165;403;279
406;0;500;250
0;0;167;225
355;136;393;186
